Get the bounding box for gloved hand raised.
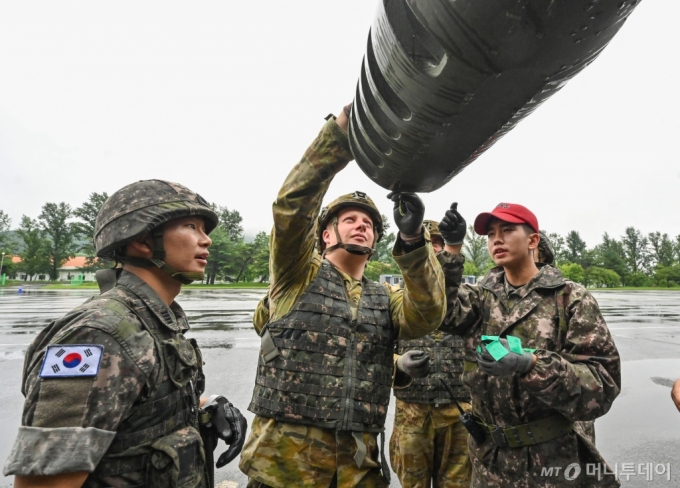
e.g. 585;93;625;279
396;350;430;378
438;202;467;245
475;339;535;376
387;192;425;237
201;395;248;467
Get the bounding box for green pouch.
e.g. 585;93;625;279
163;335;198;388
146;426;206;488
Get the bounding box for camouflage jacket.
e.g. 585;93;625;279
239;117;446;488
3;270;207;487
439;253;621;488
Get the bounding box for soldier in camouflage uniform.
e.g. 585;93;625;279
436;202;621;487
4;180;247;488
390;220;472;488
238;107;446;488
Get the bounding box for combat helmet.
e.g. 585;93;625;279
423;220;441;238
317;191;383;256
537;231;555;265
94;179;219;284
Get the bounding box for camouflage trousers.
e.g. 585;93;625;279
390;399;472;488
240;416;387;488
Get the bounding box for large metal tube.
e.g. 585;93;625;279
349;0;642;192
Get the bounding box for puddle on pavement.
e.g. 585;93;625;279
591;291;680;325
0;288;677;357
0;287;266;357
650;377;675;388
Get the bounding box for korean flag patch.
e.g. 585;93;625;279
39;345;104;378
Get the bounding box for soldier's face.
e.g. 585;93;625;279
486;219;538;267
162;216;212;273
323;207;375;250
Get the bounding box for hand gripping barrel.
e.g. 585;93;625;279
349;0;642;192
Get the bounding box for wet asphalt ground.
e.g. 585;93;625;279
0;287;678;487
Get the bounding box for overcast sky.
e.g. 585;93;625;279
0;1;677;247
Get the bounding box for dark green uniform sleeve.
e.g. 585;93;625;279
389;229;447;340
267;117;353;323
436;251;483;336
4;313;154;476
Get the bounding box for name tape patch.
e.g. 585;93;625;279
39;345;104;378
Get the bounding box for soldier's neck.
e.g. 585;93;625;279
123;264;181;305
325;250;368;281
503;258;539;287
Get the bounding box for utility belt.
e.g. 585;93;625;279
474;414;574;448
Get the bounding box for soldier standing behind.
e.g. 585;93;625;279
4;180;247;487
437;202;621;487
238;107;446;488
390;220;472;488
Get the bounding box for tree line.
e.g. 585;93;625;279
366;224;680;288
2;198;679;288
544;229;680;288
0;194;269;284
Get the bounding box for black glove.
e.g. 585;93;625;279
396;350;430;378
387;192;425;237
202;395;248;468
438;202;467;245
475;339;534;376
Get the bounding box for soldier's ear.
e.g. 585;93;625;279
528;233;540;251
322;229;332;246
126;233;154;258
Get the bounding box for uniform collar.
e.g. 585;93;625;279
480;263;565;299
115;270;189;332
322;258;367;285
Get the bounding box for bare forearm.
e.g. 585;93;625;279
444;243;462;254
15;472;88;488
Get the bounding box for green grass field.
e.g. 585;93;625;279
38;281;269;290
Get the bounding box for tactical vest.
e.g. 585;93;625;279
249;260;393;432
394;331;470;404
85;273;208;488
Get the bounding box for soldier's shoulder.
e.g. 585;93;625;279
561;280;592;300
51;289;155;356
69;290;144;333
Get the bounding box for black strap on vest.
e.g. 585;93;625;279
474;414;574;448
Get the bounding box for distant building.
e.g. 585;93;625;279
11;256;96;282
379;273;476;286
379;274;403;286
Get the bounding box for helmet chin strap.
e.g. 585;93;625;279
117;227;205;285
321;217;375;258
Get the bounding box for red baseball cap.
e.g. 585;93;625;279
473;203;539;235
